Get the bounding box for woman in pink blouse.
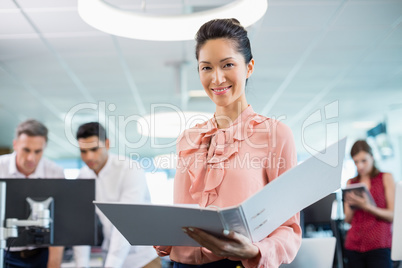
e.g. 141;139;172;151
155;18;301;268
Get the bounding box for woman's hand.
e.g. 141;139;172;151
153;245;171;257
344;191;371;210
182;227;260;260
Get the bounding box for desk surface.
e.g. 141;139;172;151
280;237;336;268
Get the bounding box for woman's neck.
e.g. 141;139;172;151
215;101;248;129
359;174;371;181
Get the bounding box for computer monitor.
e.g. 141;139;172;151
303;193;336;226
392;181;402;261
0;178;97;247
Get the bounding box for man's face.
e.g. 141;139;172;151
78;136;109;175
13;133;47;176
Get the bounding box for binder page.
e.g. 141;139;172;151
219;207;250;239
240;138;346;242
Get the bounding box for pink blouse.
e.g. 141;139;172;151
156;106;301;268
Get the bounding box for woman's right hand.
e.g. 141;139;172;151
182;227;260;260
344;191;370;210
153;245;172;257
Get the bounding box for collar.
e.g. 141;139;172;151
177;105;268;154
8;152;18;176
94;154;112;178
201;105;254;134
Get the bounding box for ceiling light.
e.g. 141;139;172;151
78;0;268;41
352;121;377;129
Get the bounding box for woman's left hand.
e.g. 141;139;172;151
182;227;260;260
344;191;370;210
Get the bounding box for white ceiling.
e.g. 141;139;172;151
1;0;402;161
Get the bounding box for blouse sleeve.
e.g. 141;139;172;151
241;121;302;268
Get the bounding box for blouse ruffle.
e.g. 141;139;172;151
176;106;269;207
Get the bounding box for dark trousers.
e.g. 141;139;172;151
4;248;48;268
344;248;392;268
173;259;243;268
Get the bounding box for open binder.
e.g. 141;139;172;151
95;138;346;247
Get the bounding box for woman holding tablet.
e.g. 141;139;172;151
343;140;395;268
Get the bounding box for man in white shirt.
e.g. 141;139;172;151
73;122;160;268
0;119;65;268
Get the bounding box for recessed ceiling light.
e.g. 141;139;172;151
352;121;377;129
78;0;268;41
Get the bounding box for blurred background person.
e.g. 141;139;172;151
0;119;65;268
73;122;160;268
343;139;395;268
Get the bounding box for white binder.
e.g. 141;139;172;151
95;138;346;247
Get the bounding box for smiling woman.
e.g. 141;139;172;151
154;18;302;268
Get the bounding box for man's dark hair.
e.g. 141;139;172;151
76;122;107;143
16;119;48;142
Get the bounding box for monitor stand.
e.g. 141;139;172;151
0;182;53;268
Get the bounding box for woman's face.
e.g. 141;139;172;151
198;38;254;109
352;151;374;177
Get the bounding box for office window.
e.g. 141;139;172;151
145;171;174;205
